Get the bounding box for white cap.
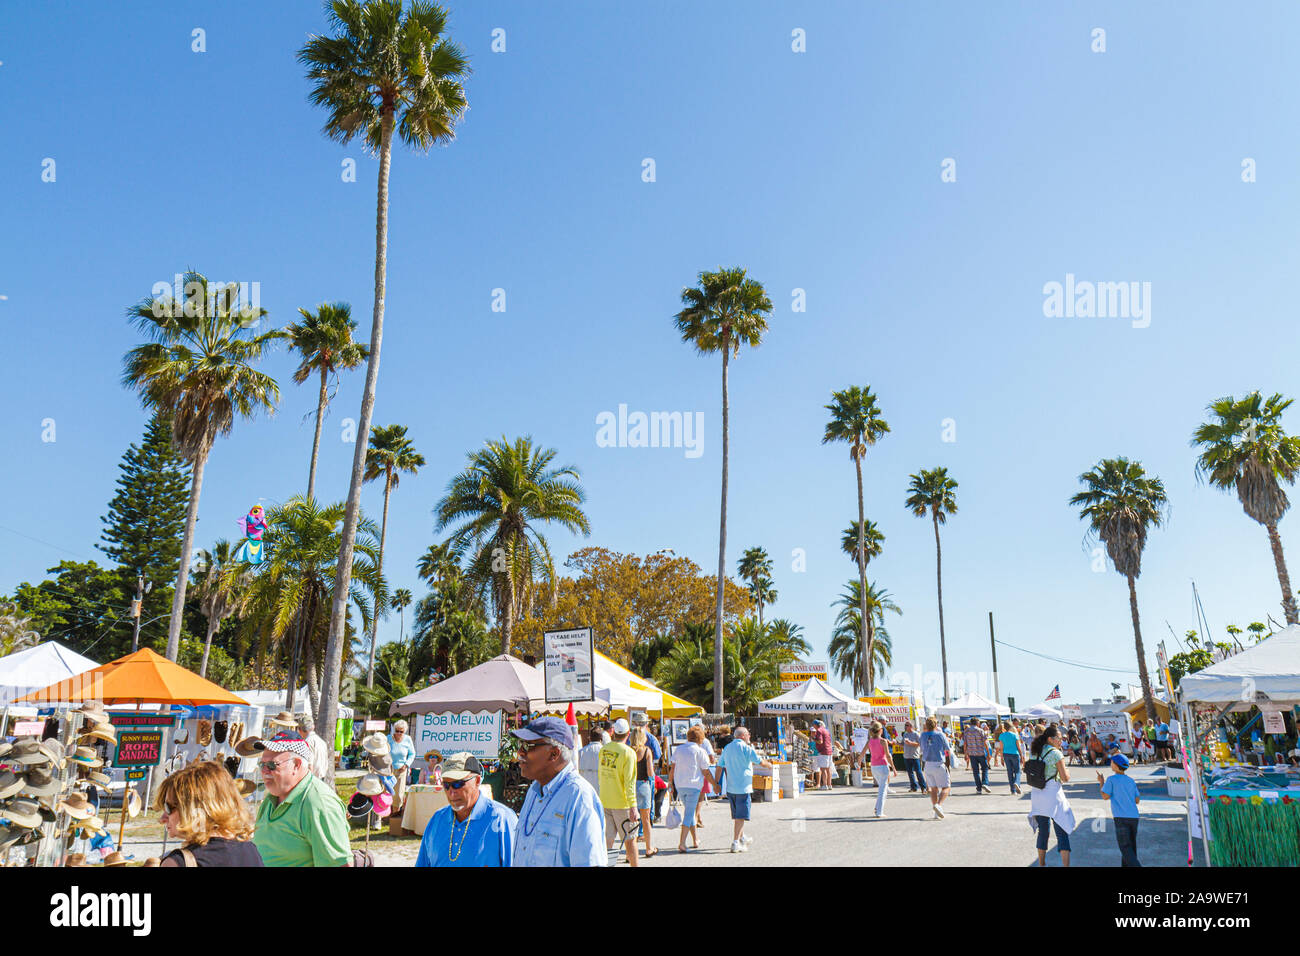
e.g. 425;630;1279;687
612;718;630;735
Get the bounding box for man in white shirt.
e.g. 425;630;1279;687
296;714;331;781
577;729;604;792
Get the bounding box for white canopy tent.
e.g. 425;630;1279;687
232;688;354;720
758;678;869;715
933;691;1010;717
1014;701;1063;720
0;641;100;706
1178;625;1300;706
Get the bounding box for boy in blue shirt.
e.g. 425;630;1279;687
1097;753;1141;866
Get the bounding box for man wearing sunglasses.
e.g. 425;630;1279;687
511;717;606;867
251;731;351;866
415;752;517;867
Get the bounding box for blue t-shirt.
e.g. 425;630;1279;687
416;795;518;867
1156;723;1169;742
919;731;950;763
999;732;1020;756
718;740;763;795
1102;772;1140;818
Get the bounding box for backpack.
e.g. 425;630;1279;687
1024;746;1060;790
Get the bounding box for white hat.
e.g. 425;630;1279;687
612;718;630;735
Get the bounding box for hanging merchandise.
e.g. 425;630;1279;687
232;505;268;565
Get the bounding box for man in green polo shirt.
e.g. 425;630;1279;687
252;731;351;866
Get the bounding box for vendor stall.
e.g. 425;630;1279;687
1177;624;1300;867
759;679;869;790
933;691;1010;718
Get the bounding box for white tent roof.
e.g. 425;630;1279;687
0;642;100;705
1178;624;1300;705
1018;701;1063;719
933;691;1010;716
232;688;353;720
758;677;869;715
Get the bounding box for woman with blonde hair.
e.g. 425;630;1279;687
671;724;712;852
157;760;264;867
630;727;658;858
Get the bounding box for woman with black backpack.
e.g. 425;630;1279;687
1027;724;1075;867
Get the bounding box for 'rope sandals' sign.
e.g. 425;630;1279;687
113;731;164;768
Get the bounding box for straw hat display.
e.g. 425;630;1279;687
76;702;109;726
267;711;297;729
79;722;117;745
57;792;94;821
20;766;60;798
102;851;128;867
234;735;264;759
361;733;389;757
356;773;385;797
64;853;87;867
367;752;393;775
1;798;44;829
68;746;103;769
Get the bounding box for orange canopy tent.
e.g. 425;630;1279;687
15;647;248;707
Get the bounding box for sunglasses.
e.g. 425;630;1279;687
518;740;554;754
444;777;474;791
259;758;294;772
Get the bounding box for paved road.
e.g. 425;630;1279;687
629;763;1201;868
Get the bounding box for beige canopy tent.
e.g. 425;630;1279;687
390;654;606;716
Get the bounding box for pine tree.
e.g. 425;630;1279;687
98;412;192;625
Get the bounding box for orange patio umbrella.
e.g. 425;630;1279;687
15;647;248;707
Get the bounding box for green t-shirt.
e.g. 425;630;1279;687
253;772;351;867
598;741;637;809
1042;746;1063;781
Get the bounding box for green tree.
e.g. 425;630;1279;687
905;467;959;703
1247;621;1269;643
737;547;773;628
1193;391;1300;624
652;618;792;714
300;0;471;752
840;519;885;569
435;437;590;655
12;561;133;660
285;302;369;501
1168;649;1215;686
98;411;192;625
822;385;890;692
363;424;425;688
675;267;773;712
123;272;279;661
191;540;244;679
1070;457;1168;721
828;579;900;696
392;588;412;641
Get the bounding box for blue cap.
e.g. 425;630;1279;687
1110;753;1129;769
512;716;574;749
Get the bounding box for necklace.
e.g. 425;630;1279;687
447;810;471;862
521;775;563;837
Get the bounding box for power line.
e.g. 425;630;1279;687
994;638;1141;674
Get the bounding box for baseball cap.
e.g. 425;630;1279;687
441;752;484;781
259;731;311;762
612;718;630;735
512;716;574;749
812;719;823;727
1110;753;1130;770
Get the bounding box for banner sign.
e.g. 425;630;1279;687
1060;704;1084;720
544;627;595;703
12;720;45;736
1262;710;1286;734
364;720;386;731
413;710;502;760
113;731;164;768
780;661;828;690
108;712;175;728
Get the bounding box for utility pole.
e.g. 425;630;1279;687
989;611;999;704
130;571;144;653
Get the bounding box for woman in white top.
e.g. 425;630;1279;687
671;725;712;852
1028;724;1074;867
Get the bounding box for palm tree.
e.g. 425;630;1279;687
435;437;590;654
285;302;369;501
829;579;901;695
675;267;773;712
236;496;385;715
363;424;425;688
652;620;788;714
193;540;244;679
737;547;773;628
1070;457;1168;721
392;588;412;640
123;272;280;661
301;0;470;747
905;467;959;703
840;519;885;569
1192;392;1300;624
822;386;890;692
748;576;778;629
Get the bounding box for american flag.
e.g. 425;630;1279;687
1045;685;1061;701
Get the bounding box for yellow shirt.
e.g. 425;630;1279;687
598;741;636;809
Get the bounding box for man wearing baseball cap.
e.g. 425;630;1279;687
251;731;351;867
511;717;606;867
416;752;517;867
598;718;639;866
1097;752;1141;867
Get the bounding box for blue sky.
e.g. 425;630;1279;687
2;1;1299;707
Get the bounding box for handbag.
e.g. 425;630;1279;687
665;802;682;829
850;768;864;787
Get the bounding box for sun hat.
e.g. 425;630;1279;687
441;752;484;781
20;771;60;798
83;770;112;789
103;851;127;867
9;738;41;754
346;792;374;818
234;735;264;758
0;742;12;761
259;731;311;762
0;771;24;800
78;816;107;836
37;739;67;765
367;752;393;775
234;778;257;796
512;716;575;750
0;826;37;852
80;723;117;745
57;792;94;820
361;733;390;757
370;791;392;818
423;750;443;765
611;718;630;735
266;711;297;729
126;788;142;819
356;773;385;797
64;852;87;867
77;702;110;725
68;746;103;768
9;748;53;768
2;798;44;829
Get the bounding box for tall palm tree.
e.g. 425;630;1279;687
363;424;425;688
236;496;385;713
123;272;280;661
286;302;369;501
829;579;901;695
392;588;412;641
905;467;959;703
737;547;773;629
840;519;885;569
435;437;590;654
193;540;244;679
1192;392;1300;624
748;576;778;628
1070;457;1168;721
822;386;890;692
675;267;773;712
301;0;470;748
